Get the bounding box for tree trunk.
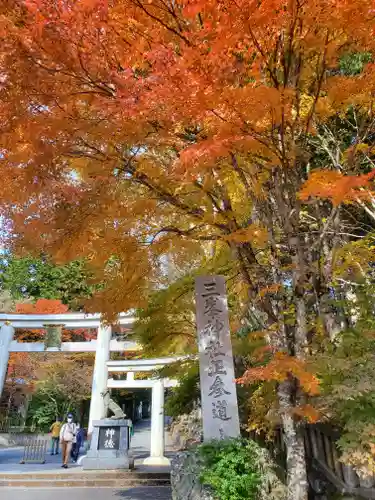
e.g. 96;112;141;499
278;380;308;500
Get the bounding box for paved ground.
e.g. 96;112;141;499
129;419;155;459
0;419;174;473
0;443;83;472
0;487;172;500
0;420;175;500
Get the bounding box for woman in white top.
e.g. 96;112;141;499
59;413;77;468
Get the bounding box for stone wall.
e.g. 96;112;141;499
0;432;46;448
171;450;215;500
171;442;287;500
169;408;203;450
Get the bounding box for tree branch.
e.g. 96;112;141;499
150;225;222;243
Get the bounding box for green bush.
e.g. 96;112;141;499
164;363;200;418
198;438;264;500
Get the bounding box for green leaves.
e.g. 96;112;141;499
27;354;94;429
164;361;200;417
339;52;372;76
198;439;265;500
0;255;95;310
315;328;375;457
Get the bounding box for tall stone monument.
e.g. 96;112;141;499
195;275;240;441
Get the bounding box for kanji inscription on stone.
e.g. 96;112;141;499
209;376;231;398
98;426;120;450
195;275;240;441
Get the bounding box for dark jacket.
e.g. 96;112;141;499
76;428;84;447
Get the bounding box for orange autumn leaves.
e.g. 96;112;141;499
300;170;375;206
1;0;375;280
16;299;69;314
14;299;95;341
238;352;320;423
1;0;375;445
7;352;35;379
7;352;38;391
15;299;67;342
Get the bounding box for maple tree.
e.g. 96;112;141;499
134;253;245;356
16;298;69;314
1;1;375;497
28;353;94;427
6;353;37;387
15;299;96;342
2;298;95;425
0;352;38;423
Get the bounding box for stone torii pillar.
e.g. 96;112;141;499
88;324;112;434
144;379;170;466
0;322;15;398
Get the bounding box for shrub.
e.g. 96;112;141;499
198;438;264;500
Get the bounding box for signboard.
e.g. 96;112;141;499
98;426;121;451
195;275;240;441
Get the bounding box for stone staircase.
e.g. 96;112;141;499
0;470;171;488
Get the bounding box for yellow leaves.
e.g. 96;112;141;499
136;157;163;181
295;93;315;119
346;142;371;155
231;279;251;309
247;383;278;435
300;169;375;206
333;238;375;280
223;223;268;248
67;157;91;179
341;448;375;479
222;169;251;223
314;97;334;120
341;142;375;165
4;0;375;333
35;352;94;400
340;424;375;478
152;233;203;270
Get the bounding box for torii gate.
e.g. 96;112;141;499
0;313;177;465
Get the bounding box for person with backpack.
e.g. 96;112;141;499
59;413;77;468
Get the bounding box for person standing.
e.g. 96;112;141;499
129;419;134;443
50;417;62;455
71;423;84;462
59;413;77;468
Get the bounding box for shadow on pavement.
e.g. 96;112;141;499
114;487;172;500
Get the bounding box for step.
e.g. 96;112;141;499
0;470;171;481
0;478;171;488
0;470;171;488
